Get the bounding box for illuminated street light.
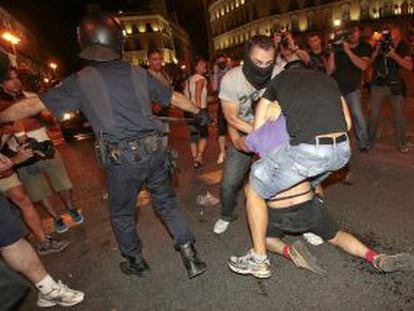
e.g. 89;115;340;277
333;18;342;27
2;31;20;56
2;32;21;45
49;62;58;70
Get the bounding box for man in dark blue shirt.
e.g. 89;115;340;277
0;13;207;279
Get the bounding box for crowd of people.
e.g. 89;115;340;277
0;13;414;309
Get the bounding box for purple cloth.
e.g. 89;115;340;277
245;116;289;157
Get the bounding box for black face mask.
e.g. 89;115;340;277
242;56;273;90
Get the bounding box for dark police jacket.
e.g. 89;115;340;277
41;59;172;142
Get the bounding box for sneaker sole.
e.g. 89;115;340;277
38;241;70;256
37;295;84;308
55;227;69;234
227;262;271;279
71;218;84;225
213;227;229;234
379;253;414;272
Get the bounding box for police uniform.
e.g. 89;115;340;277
40;13;206;279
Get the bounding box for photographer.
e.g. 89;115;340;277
369;25;413;153
306;33;334;73
328;24;372;153
274;32;310;67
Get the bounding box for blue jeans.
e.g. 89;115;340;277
369;86;406;148
106;142;194;258
219;145;252;221
345;90;370;149
250;139;351;199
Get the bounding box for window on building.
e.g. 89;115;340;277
126;24;132;34
146;23;153;32
291;14;299;33
360;1;370;20
307;11;315;30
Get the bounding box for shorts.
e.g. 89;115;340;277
250;140;350;199
217;100;228;136
266;197;338;241
187;123;209;143
0;173;22;193
184;109;209;143
16;151;73;202
0;194;27;247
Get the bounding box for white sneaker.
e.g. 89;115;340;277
213;219;230;234
37;281;85;308
302;232;324;246
228;249;271;278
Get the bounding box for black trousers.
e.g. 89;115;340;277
106;143;194;258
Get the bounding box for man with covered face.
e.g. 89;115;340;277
213;35;284;234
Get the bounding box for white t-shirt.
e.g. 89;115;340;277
185;74;208;109
219;64;284;123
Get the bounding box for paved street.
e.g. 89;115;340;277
18;94;414;311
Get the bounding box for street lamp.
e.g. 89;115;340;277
49;62;58;71
1;31;21;55
333;18;342;27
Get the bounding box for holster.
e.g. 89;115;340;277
95;133;161;168
94;139;110;168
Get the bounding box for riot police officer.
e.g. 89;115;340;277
0;13;208;279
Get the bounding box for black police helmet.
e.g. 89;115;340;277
77;13;123;61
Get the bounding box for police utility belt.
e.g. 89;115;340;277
95;132;161;168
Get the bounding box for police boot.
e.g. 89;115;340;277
177;242;207;279
119;255;150;277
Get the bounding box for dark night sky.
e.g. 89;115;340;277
0;0;208;74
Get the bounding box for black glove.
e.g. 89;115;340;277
194;109;212;127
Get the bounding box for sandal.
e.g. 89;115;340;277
193;160;202;169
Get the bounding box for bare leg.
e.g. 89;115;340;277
5;186;47;243
245;184;268;257
190;142;198;160
218;135;226;155
196;138;208;163
57;189;74;211
39;198;59;219
328;231;370;259
1;239;47;284
266;237;287;255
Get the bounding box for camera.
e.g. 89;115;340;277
327;29;353;53
26;138;55;159
379;30;393;54
274;31;295;50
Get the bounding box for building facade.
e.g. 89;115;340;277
208;0;414;58
117;12;192;66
